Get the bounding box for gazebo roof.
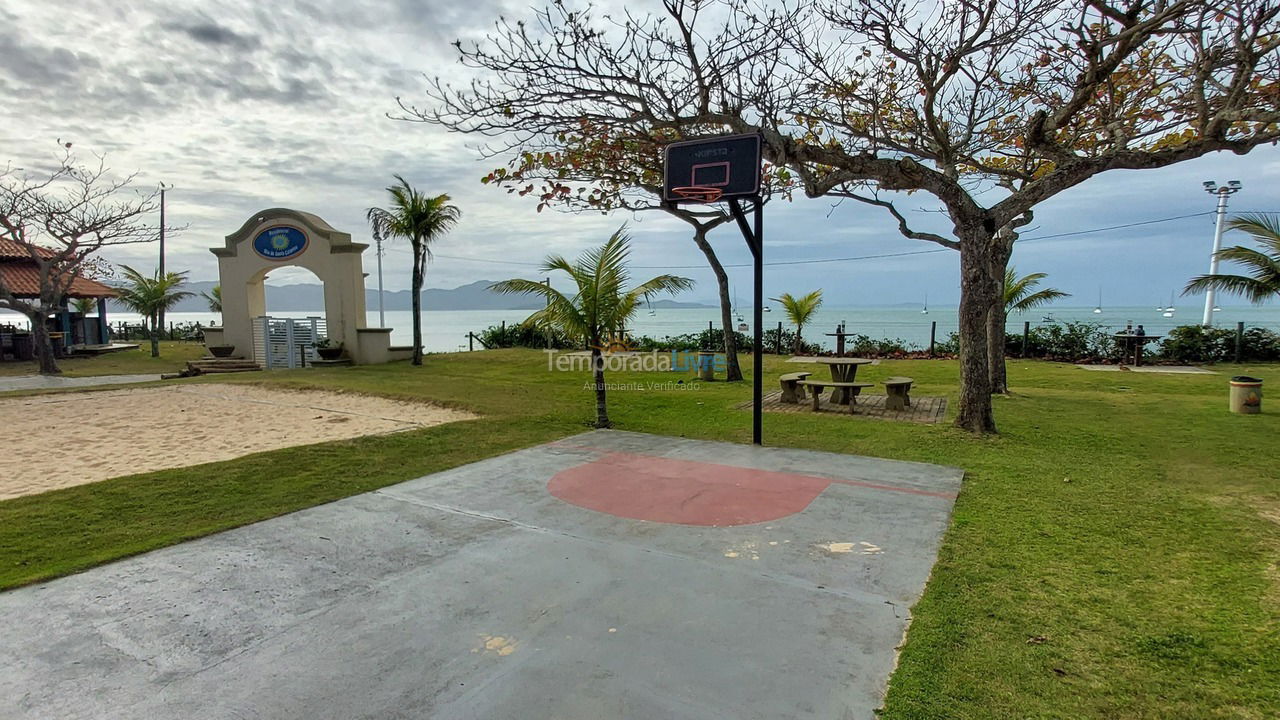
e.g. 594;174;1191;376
0;238;56;260
0;239;116;299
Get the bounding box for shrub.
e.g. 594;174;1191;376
1005;321;1114;361
1157;324;1280;363
846;333;917;356
476;322;575;349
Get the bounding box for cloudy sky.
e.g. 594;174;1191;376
3;0;1278;308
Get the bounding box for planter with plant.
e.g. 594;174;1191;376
313;337;344;360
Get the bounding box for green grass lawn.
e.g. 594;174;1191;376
0;341;207;377
1;349;1277;718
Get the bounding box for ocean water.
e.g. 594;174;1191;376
39;304;1280;353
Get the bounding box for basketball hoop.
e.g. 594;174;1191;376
670;186;724;204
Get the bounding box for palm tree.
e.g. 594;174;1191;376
367;176;461;366
1184;214;1280;304
114;265;193;357
993;267;1069;394
71;297;96;315
202;284;222;314
1004;267;1070;315
771;290;823;354
490;226;693;428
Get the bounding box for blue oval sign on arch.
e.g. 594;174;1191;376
253;226;308;260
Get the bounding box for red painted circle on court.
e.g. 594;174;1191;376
547;451;832;526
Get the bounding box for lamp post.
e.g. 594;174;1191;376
1201;180;1242;326
374;232;386;328
158;182;171;333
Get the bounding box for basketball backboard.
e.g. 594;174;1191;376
663;133;762;204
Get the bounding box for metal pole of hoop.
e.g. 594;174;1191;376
728;196;763;446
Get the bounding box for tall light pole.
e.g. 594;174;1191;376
157;182;174;274
374;232;386;327
1201;180;1242;326
158;182;171;333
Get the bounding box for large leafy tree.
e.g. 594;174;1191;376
491;227;693;428
366;177;461;366
114;265;192;358
1183;213;1280;303
771;289;824;355
997;267;1069;392
411;0;1279;433
0;145;160;374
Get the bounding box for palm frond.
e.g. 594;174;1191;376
771;290;823;327
1181;214;1280;305
492;226;692;348
1004;267;1069;315
1184;273;1279;304
114;265;193;320
1226;214;1280;255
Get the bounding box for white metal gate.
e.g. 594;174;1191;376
253;316;326;369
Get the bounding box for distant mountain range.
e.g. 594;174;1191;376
118;280;714;313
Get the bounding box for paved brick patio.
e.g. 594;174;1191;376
742;389;948;423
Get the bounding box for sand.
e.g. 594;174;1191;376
0;383;477;500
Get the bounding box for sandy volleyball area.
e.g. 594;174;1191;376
0;383;476;500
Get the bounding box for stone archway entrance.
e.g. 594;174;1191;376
204;208;406;365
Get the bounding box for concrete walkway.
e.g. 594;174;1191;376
0;430;963;720
0;373;164;393
1076;364;1216;374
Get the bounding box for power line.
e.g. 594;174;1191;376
383;209;1272;271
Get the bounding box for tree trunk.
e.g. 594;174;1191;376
987;242;1014;394
689;227;743;381
793;325;803;355
954;235;998;433
411;247;424;366
988;309;1008;394
28;311;61;375
148;312;160;358
591;346;610;428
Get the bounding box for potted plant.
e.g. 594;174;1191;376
313;337;344;361
207;344;236;358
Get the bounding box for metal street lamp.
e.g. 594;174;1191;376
158;182;172;333
158;182;172;276
1201;180;1242;326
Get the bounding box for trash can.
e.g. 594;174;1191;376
696;351;716;381
13;333;33;361
1229;376;1263;414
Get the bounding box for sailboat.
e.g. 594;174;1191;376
733;291;744;322
646;298;656;316
921;293;929;315
1093;287;1103;314
1162;291;1175;318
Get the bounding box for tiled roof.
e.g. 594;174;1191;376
0;238;56;260
0;263;116;299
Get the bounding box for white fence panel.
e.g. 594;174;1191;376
254;316;327;369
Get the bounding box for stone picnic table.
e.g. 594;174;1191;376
1114;333;1162;366
813;357;874;404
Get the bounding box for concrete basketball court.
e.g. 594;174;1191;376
0;430;962;719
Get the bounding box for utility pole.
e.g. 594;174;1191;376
158;182;170;333
1201;180;1242;326
375;232;386;327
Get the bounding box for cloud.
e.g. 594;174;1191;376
1;0;1277;310
165;18;254;48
